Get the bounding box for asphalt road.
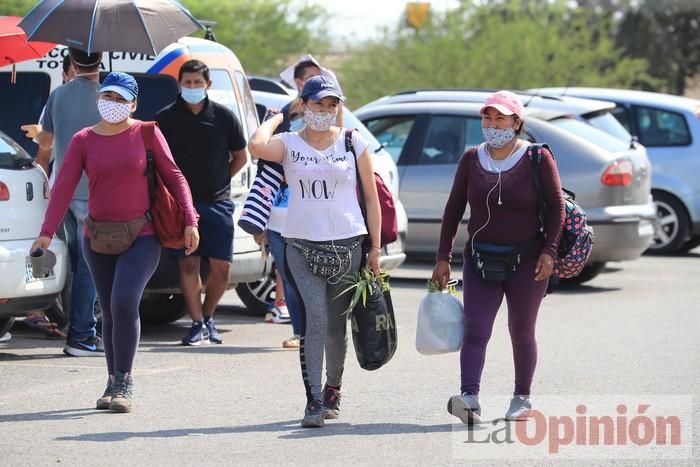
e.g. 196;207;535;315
1;251;698;466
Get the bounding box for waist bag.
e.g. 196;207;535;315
292;238;361;278
86;215;147;255
470;239;538;282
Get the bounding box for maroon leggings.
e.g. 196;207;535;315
460;254;548;396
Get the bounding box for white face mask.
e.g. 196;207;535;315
303;109;336;131
482;127;516;149
98;98;133;124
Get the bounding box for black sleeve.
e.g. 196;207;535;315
225;108;247;152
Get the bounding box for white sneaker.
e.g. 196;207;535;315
265;302;291;324
0;332;11;343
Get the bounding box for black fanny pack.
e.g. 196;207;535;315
292;238;362;278
470;237;539;282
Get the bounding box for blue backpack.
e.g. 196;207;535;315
529;144;594;279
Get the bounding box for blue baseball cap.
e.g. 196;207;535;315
300;75;344;101
99;72;138;101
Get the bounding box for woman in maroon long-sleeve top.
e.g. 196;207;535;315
32;72;199;413
432;91;565;424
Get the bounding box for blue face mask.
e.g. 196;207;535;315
181;86;207;105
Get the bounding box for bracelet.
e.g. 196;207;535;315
370;246;381;251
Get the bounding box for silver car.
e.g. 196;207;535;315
355;101;656;283
531;87;700;254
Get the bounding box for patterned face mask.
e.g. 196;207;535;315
303;109;336;131
98;98;133;124
482;127;516;148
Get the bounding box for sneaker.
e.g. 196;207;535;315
282;335;301;348
447;393;482;425
322;385;341;419
301;399;325;428
181;321;210;346
96;376;114;410
265;300;291;324
63;335;105;357
109;371;134;413
0;332;11;342
204;318;223;344
505;395;532;421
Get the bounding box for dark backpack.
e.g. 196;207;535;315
345;129;399;247
529;144;594;279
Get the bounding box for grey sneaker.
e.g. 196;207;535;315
301;400;325;428
447;393;482;425
322;385;341;420
109;371;134;413
505;395;532;421
96;376;114;410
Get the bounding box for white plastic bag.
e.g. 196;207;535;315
415;290;464;355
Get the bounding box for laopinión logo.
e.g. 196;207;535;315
451;395;693;460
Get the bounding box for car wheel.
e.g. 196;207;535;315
139;293;187;324
681;235;700;253
559;261;606;285
235;267;277;316
648;191;690;255
0;317;15;336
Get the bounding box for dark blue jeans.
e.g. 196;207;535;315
83;235;160;375
268;229;301;336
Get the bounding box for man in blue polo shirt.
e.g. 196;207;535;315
156;60;248;346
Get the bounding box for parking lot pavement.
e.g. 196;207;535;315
1;251;698;466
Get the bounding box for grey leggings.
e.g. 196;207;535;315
284;236;364;403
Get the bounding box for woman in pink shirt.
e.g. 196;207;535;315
32;72;199;413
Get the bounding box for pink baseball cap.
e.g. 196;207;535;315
480;90;524;118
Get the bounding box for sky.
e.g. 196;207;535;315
308;0;460;44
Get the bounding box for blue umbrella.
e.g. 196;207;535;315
19;0;203;56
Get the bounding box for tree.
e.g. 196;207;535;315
616;0;700;94
338;0;653;107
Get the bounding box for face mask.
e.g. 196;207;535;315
289;117;304;132
181;86;207;105
98;98;133;124
482;127;516;149
303;109;336;131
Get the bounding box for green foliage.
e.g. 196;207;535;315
425;280;459;297
336;268;390;314
338;0;654;107
0;0;39;16
183;0;327;76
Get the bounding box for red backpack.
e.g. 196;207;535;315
345;129;399;247
141;121;195;249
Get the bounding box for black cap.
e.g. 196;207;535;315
69;47;102;67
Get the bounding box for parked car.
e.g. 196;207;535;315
0;129;68;336
530;87;700;254
355;101;656;283
0;38;269;323
237;89;408;313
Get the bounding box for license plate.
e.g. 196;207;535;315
25;259;55;283
638;221;654;237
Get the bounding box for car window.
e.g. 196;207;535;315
0;72;51;158
549;117;629;152
610;106;631;133
343;110;383;155
582;110;633;143
209;69;243;124
635;106;691;146
421;115;482;165
0;132;33;169
235;71;260;137
99;72;178;122
365;116;417;163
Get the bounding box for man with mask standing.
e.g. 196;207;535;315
156;60;248;345
35;48;102;356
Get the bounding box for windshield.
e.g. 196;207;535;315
581;110;633;143
0;72;51;158
343;109;383;153
549;117;630;153
0;132;34;169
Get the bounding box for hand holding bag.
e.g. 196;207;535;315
350;276;397;370
415;289;464;355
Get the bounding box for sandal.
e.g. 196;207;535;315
23;315;67;339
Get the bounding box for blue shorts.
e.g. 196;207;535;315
167;199;234;262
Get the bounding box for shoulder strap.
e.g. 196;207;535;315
344;128;356;157
346;127;368;214
528;144;549;233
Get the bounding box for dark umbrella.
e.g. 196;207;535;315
18;0;203;56
0;16;55;82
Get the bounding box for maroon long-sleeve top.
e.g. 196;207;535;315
437;146;565;262
40;121;198;238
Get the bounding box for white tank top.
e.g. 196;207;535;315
274;130;369;241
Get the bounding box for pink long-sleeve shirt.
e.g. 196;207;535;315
40;121;198;238
437;146;565;262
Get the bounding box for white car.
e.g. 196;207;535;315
0;130;68;336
